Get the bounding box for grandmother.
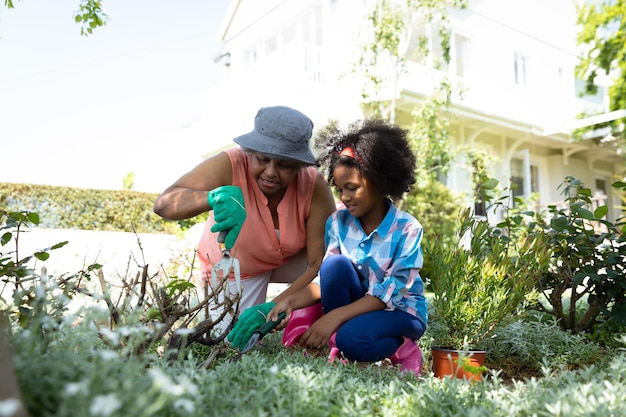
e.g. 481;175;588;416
154;106;336;324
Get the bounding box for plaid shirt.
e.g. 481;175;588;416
322;200;428;326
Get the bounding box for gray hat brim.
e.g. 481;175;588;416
233;131;318;166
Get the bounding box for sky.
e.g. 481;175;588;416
0;0;231;192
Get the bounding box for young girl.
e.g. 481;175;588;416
229;119;426;372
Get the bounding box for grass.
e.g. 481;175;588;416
3;211;626;417
8;309;626;417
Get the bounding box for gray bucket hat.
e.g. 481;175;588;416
233;106;317;165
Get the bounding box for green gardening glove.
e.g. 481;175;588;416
208;185;246;249
227;302;275;351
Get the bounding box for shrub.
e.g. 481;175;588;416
5;211;626;417
477;313;606;374
531;177;626;333
401;180;465;279
0;182;207;234
426;205;550;350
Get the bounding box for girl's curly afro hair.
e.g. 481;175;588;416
315;119;417;201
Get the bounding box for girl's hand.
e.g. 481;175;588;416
299;313;341;348
268;299;292;330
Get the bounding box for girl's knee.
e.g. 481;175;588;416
334;329;378;362
320;255;353;280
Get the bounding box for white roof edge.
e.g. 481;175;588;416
217;0;242;42
543;109;626;136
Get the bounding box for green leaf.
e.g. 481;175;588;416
550;216;569;232
593;205;608;219
482;178;499;190
571;206;593;220
34;251;49;261
572;271;587;285
51;241;69;250
166;280;196;296
578;207;594;220
607;269;619;279
27;212;40;225
146;307;163;321
1;232;12;246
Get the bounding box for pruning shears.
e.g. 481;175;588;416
240;311;287;353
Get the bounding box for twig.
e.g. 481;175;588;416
199;344;231;370
137;264;148;307
97;269;120;326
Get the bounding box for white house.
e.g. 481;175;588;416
195;0;624;221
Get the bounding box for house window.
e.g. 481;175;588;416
243;46;257;68
593;179;609;217
514;53;527;86
430;25;449;71
299;5;323;82
511;155;538;200
453;33;470;78
406;21;427;64
302;5;322;46
264;35;277;56
428;29;470;75
283;23;296;46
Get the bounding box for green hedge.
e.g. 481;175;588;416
0;182;206;234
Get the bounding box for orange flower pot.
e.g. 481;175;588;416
431;348;487;381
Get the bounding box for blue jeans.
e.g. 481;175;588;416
319;254;426;362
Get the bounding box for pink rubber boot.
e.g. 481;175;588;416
389;337;423;375
327;332;346;364
281;303;324;348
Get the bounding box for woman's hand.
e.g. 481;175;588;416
226;302;275;350
208;185;246;249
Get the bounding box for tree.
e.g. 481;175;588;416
3;0;108;35
353;0;466;123
576;0;626;143
351;0;468;278
352;0;466;169
123;172;135;190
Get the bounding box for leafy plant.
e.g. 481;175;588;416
458;354;488;376
1;209;238;361
426;179;551;351
576;0;626;128
1;209;74;330
10;317;626;417
4;0;109;36
401;180;465;279
477;313;605;374
0;182;207;234
6;215;626;415
532;177;626;333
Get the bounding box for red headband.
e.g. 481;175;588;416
339;147;356;159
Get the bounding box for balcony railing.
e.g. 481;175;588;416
238;41;324;86
232;44;576;128
399;61;574;128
